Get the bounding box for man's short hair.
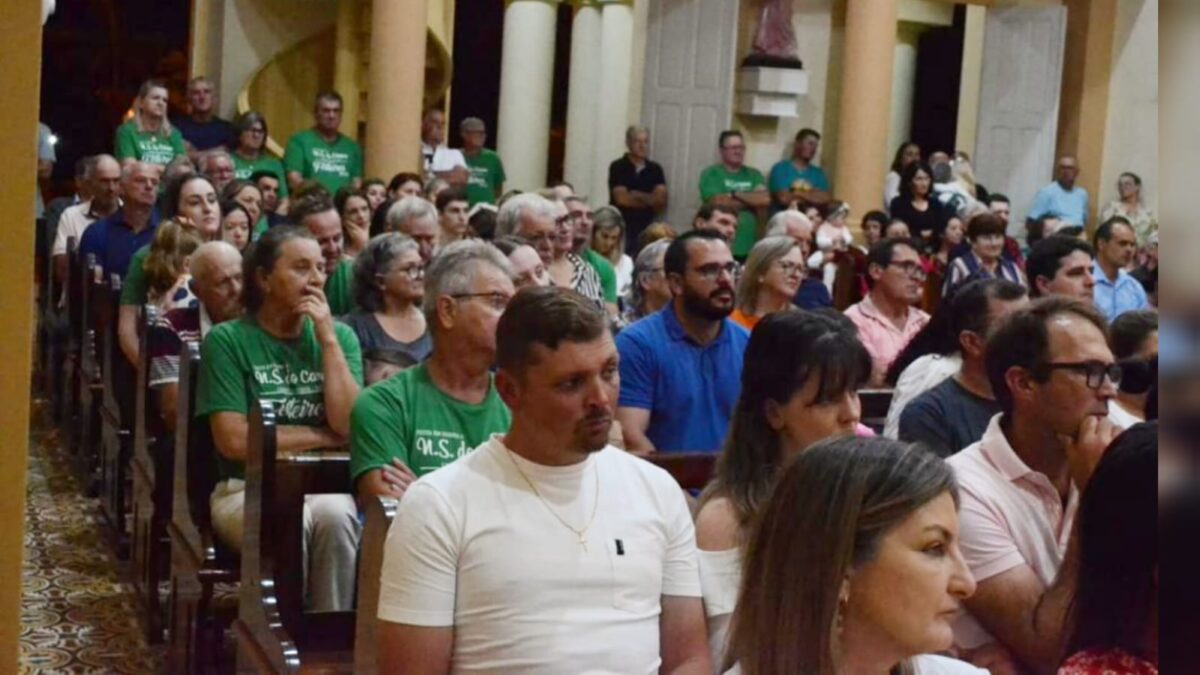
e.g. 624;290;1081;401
289;193;337;228
796;128;820;143
985;297;1109;415
966;212;1006;241
718;130;743;148
421;239;512;322
435;186;469;212
693;203;739;223
1026;236;1094;297
187;76;214;92
764;210;812;239
496;286;609;377
987;193;1010;205
495;193;557;238
422;108;444;122
248;170;279;185
460;116;485;132
664;230;726;277
1110;310;1158;361
314;90;343;108
866;237;920;272
950;278;1028;339
625;125;649;143
201;149;232;170
386;196;438;231
1093;215;1134;247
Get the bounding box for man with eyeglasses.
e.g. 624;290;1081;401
844;238;931;386
698;130;770;260
948;297;1121;673
350;240;515;505
616;230;749;454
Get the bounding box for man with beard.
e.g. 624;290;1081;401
845;237;931;387
615;230;749;454
377;286;711;673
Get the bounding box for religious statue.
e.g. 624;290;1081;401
744;0;803;68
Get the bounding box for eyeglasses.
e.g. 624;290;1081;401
451;292;512;311
722;144;746;152
384;264;424;280
555;212;580;226
1037;360;1123;389
776;260;804;276
887;261;928;281
691;262;739;281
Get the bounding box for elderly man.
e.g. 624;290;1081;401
147;241;243;430
350;240;514;505
460;117;505;205
564;195;618;313
495;192;559;267
78;161;160;280
698;130;769;259
844;238;931;386
200;149;236;193
608;125;667;251
53;154;122;288
386;196;440;264
290;193;355;315
284;90;363;194
420;108;469;185
174;76;236;155
1027;156;1089;229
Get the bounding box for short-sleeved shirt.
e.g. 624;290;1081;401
325;258;356;316
582;248;618;303
119;245;151;306
172;115;236;152
463;148;506;206
114;120;187;167
947;414;1078;650
77;208;160;280
148;304;209;389
698;164;767;258
283;129;363;194
195;315;363;480
1092;260;1149;323
844;295;930;384
349;363;510;484
792;277;832;310
616;305;749;453
899;377;999;458
339;311;433;366
1027;182;1089;227
232;152;290;198
377;436;701;673
767;159;830;208
421;143;467;174
608;155;667;247
52;201;105;257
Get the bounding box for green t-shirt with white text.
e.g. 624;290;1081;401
349;362;510;485
464;148;506;205
114;120;187;167
698;164;767;257
283;129;363;194
232;152;290;198
196;316;363;480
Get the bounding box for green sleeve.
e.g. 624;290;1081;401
348;381;410;484
119;246;150;306
494;153;506;187
698;166;724;201
270;157;290;198
170;129;187;159
283;134;306;175
750;168;768;190
336;322;364;386
351;142;364;180
195;325;249;418
593;256;617;303
114;124;138;161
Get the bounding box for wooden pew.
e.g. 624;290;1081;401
167;341;239;674
53;237;80;430
73;257;104;493
234;400;355;673
99;273;134;556
352;496;398;675
859;388;894;435
37;227;61;414
130;305;168;643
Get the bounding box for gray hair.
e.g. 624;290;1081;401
386;196;438;232
625;239;671;317
625;125;649;144
352;233;420;312
764;210;813;239
422;240;513;323
190;241;241;283
460;116;485;132
496;193;558;238
163;155;197;184
201;149;233;172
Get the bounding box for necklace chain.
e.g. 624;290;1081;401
504;448;600;551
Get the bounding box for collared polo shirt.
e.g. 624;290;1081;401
616;305;749;453
844;294;930;383
1092;260;1149;323
77;207;160;279
947;414;1079;650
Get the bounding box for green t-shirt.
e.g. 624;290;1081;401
232;152;290;198
196;316;364;480
114;120;187;167
463;148;506;206
120;245;151;306
325;258;356;317
582;248;618;303
698;164;767;257
283;129;363;195
349;363;510;485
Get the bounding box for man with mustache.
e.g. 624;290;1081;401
845;237;931;387
615;230;749;454
377;286;710;673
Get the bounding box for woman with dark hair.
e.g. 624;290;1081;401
386;171;424;200
942;213;1026;295
219;201;252;252
230;111;288;200
197;225;362;611
696;311;872;668
334;187;371;258
1057;422;1157;674
362;177;387;216
340;233;431;373
885;141;922;208
221;178;265;237
370;197;396;238
726;436;982;674
862;210;890;250
890;162;948;252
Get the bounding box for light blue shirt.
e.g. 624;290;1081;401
768;160;830;209
1092;260;1149;323
1028;181;1089;226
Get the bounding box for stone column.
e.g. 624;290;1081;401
497;0;560;190
334;0;363;141
591;0;635;203
563;1;602;197
833;0;898;238
366;0;427;178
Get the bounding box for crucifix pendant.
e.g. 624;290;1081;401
578;533;588;551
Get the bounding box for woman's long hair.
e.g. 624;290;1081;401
728;436;957;675
735;236;800;317
890;141;920;174
898;161;934;201
701;310;871;529
132;79;174;138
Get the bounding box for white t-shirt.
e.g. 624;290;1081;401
1107;399;1143;430
378;436;702;674
725;654;989;674
421;142;467;174
885;353;963;439
699;548;740;673
52;200;99;257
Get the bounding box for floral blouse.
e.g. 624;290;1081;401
1058;648;1157;674
1099;201;1158;247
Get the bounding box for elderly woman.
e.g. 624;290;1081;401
730;236;804;331
1100;172;1158;248
340;233;431;370
622;239;672;324
942;212;1025;296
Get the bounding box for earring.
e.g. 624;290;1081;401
835;587;850;637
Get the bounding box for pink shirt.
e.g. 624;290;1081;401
844;294;929;383
947;414;1079;650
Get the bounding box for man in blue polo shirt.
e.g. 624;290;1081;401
616;230;749;453
78;161;160;279
1027;156;1089;229
1091;216;1149;322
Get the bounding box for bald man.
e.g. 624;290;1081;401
148;241;244;429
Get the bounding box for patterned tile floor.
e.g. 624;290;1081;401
20;411;164;674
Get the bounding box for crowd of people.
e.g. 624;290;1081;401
38;75;1162;674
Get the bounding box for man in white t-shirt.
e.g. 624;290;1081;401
52;154;122;289
377;286;711;674
420;108;469;186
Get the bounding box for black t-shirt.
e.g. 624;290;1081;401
889;196;948;252
608;155;667;250
173;115;236;152
899;376;999;458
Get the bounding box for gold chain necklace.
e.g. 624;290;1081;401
504;448;600;551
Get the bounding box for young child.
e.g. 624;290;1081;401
807;201;853;293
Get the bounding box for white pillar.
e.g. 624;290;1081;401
563;1;602;198
591;0;635;204
497;0;560;191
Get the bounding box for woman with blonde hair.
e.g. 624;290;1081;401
114;79;186;167
590;205;634;294
730;236;804;330
143;220;204;310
